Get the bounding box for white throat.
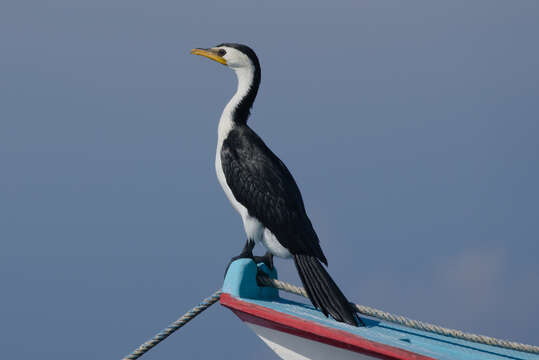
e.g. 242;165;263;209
217;67;255;142
214;66;256;233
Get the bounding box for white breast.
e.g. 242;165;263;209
215;121;290;258
215;136;264;245
214;61;291;258
215;134;246;219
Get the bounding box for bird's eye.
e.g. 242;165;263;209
217;49;226;57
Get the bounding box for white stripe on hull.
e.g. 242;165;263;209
246;323;376;360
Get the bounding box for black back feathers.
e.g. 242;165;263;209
221;126;327;262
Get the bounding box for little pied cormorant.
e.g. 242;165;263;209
191;43;362;327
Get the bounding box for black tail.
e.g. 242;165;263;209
293;254;362;326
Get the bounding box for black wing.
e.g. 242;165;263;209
221;126;327;264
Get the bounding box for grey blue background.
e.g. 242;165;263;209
1;1;538;359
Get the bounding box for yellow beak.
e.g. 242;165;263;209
190;48;227;65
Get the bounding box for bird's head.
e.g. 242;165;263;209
191;43;261;124
190;43;260;71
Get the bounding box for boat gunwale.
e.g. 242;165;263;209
220;293;435;360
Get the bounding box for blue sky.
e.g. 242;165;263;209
1;1;538;359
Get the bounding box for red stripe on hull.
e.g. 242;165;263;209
220;293;434;360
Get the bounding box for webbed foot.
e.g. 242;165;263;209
253;251;274;270
224;240;255;277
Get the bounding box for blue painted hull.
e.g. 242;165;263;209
221;259;539;360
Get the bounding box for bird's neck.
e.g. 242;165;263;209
220;66;261;130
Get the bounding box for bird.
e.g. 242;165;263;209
191;43;362;326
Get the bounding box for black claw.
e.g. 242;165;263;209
253;251;274;270
224;254;254;277
256;267;269;283
224;240;255;277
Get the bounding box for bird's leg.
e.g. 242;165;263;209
253;251;274;270
224;239;255;276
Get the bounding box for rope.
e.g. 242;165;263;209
256;274;539;355
122;290;222;360
122;276;538;358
